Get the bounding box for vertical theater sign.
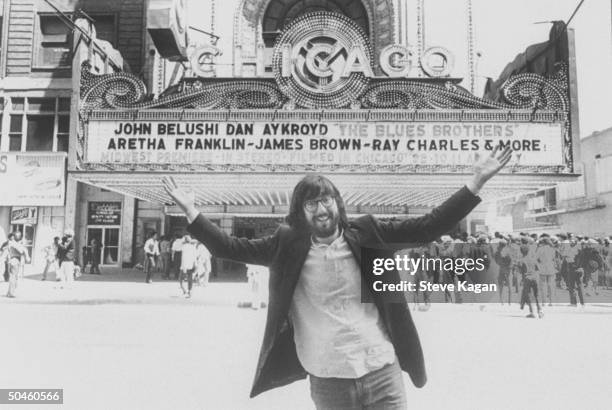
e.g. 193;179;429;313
70;1;578;227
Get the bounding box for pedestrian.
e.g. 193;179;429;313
1;233;13;282
5;232;30;297
494;238;512;304
508;235;523;294
519;244;543;318
245;264;267;309
89;238;102;274
163;144;511;407
561;237;583;307
171;234;183;280
195;241;211;286
13;231;27;279
536;235;556;306
42;236;60;281
56;229;76;289
143;231;159;283
159;235;171;279
605;237;612;289
577;238;603;297
180;235;197;297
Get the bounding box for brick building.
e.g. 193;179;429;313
0;0;146;269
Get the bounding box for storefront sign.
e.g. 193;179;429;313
0;153;66;206
86;120;564;167
88;202;122;225
10;207;38;225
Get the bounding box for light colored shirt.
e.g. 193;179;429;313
536;245;556;274
560;241;579;262
289;234;395;378
172;238;183;253
144;238;159;256
8;240;28;260
181;242;197;270
196;243;211;272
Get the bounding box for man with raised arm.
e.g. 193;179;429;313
163;146;512;409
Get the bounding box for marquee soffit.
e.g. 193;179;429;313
71;172;577;209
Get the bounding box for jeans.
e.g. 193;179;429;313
520;278;540;312
161;253;171;278
144;255;156;282
309;361;407;410
7;258;21;297
172;252;182;280
180;268;194;294
567;265;584;305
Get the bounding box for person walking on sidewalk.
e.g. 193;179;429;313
519;244;543;318
164;145;512;408
57;229;76;289
561;236;583;306
144;232;159;283
195;241;211;286
5;232;30;297
179;235;197;297
42;236;60;281
171;234;183;280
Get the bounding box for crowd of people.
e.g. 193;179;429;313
405;231;612;318
1;229;77;297
142;231;212;298
1;229;213;299
3;226;611;312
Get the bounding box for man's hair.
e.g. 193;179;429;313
286;174;348;231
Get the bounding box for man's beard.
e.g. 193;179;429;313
308;210;340;238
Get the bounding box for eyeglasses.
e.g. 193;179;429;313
304;195;335;212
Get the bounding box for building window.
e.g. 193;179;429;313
527;195;546;212
33;14;72;69
25;116;55;151
8;97;71;152
33;13;117;70
90;14;118;47
9;114;23;151
595;156;612;193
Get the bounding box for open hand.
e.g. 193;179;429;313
467;145;513;194
162;176;199;222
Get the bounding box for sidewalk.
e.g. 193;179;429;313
0;266;257;306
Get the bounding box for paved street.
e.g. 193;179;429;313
1;271;612;410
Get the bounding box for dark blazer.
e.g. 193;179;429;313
57;239;75;264
188;186;481;397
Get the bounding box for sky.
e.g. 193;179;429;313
472;0;612;137
187;0;612;138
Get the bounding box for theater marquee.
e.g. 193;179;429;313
85;119;564;167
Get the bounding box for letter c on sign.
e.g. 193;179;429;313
420;46;454;77
190;45;222;77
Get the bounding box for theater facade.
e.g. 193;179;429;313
67;0;579;271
